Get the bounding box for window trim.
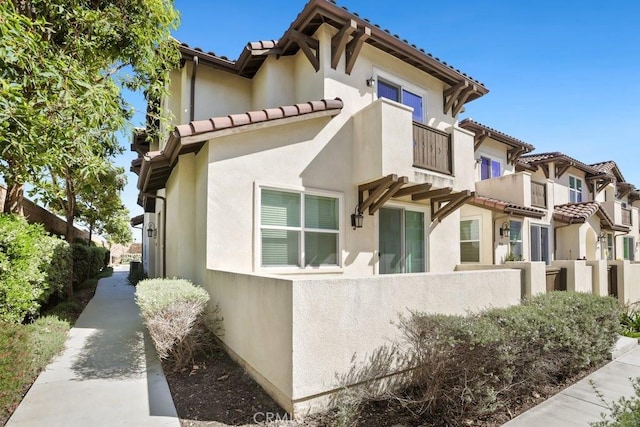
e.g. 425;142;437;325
376;201;428;274
460;216;482;264
373;68;427;123
569;175;583;203
254;182;344;273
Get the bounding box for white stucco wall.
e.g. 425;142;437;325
455;261;546;298
204;268;521;415
552;260;592;292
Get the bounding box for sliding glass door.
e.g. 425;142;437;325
379;207;425;274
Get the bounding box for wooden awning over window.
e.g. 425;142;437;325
357;174;474;223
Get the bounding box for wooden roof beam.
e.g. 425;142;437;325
393;183;433;198
345;26;371;75
289;29;320;72
432;190;474;223
369;177;408;215
331;19;357;69
412;187;452;201
359;177;395;214
358;174;397;193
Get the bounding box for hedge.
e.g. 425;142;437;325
71;243;108;288
0;215;71;322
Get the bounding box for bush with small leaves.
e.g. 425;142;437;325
135;278;217;371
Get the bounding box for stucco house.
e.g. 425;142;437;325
130;0;640;417
129;0;530;415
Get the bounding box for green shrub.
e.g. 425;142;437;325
0;316;69;419
135;278;213;370
388;292;622;425
621;304;640;337
71;244;108;288
591;378;640;426
0;215;72;323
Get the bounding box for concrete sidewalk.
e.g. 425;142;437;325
504;341;640;426
7;266;180;427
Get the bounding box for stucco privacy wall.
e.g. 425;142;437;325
205;268;521;415
552;260;593;293
455;262;546;298
610;260;640;305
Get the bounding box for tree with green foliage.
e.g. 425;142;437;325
0;0;180;214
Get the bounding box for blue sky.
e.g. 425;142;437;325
119;0;640;241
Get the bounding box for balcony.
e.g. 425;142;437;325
413;122;452;175
602;201;634;227
531;181;547;208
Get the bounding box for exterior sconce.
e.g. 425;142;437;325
366;77;375;88
147;222;157;238
351;206;364;229
500;222;510;238
599;231;607;243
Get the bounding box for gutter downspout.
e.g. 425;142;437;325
190;56;198;122
143;193;167;278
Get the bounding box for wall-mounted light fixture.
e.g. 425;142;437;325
366;77;376;88
599;231;607;243
147;222;157;238
351;206;364;229
499;222;510;238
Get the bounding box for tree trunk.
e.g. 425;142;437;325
4;182;24;215
64;170;76;300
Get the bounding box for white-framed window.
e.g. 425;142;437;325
375;71;426;123
460;218;480;263
606;233;614;260
259;187;341;268
379;206;426;274
480;156;501;180
569;176;583;203
509;220;523;260
530;224;550;264
623;236;635;261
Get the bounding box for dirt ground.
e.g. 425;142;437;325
164;344;607;427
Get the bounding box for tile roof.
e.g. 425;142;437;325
458;119;534;151
590;160;626;183
130;214;144;227
137;98;343;193
519;152;599;175
175;98;343;139
177;0;488;102
469;195;545;218
553;202;628;231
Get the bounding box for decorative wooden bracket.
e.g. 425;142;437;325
431;190;474;223
443;81;468;115
507;147;526;165
540;164;550;179
358;174;407;215
345;26;371;75
331;20;357;69
473;132;489;151
393;183;433;198
555;161;572;179
289;29;320;72
452;85;476;116
586;175;612;195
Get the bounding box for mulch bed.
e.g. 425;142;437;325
163;345;288;426
164;346;609;427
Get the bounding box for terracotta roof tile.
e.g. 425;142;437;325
280;105;300;117
553;202;599;223
295;102;313;114
469;195;545;218
459;119;534;151
247;110;268;122
229;113;251;126
264;107;284;120
590;161;616;175
519;152;599;175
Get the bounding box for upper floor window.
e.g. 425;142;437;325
260;188;340;268
377;79;424;123
480;156;501;180
569;176;583;203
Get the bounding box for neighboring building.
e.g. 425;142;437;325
129;0;640;417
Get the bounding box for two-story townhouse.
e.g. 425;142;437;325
517;153;637;262
130;0;529;416
457;119;553;265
